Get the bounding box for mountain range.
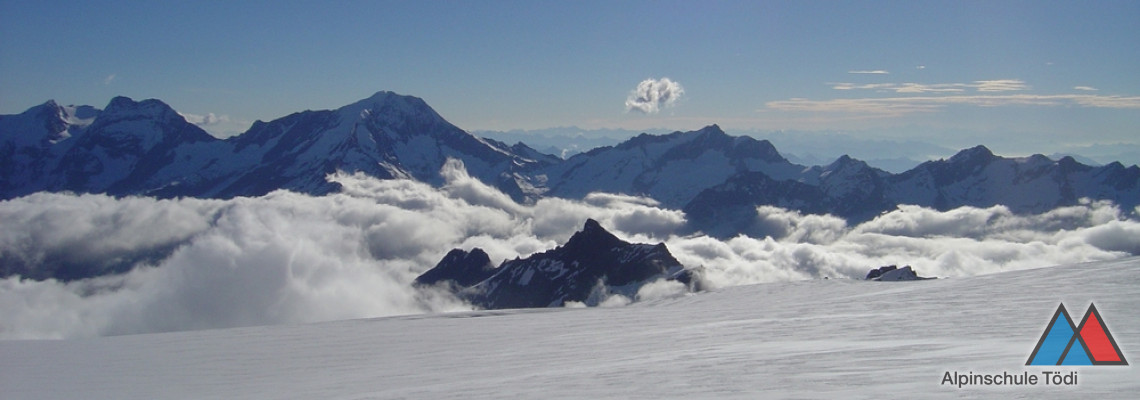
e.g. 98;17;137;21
3;91;1139;237
0;92;549;201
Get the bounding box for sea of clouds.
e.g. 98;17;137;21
2;159;1138;339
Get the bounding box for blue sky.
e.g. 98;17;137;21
2;0;1138;156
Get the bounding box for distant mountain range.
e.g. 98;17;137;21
476;127;956;173
0;92;549;201
4;91;1139;239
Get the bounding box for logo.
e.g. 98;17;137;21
1026;303;1128;366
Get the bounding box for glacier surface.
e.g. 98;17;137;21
2;257;1137;399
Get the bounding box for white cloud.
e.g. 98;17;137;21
1;162;1136;339
1074;86;1099;91
848;70;889;75
179;112;231;126
625;77;685;114
830;79;1027;94
766;93;1140;116
1069;95;1140;108
103;74;116;85
667;201;1136;288
973;79;1029;92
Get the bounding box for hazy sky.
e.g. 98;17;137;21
2;1;1138;152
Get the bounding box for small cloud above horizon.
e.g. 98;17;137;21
1074;86;1099;91
103;74;116;85
179;111;230;127
625;78;685;114
848;70;890;75
178;111;251;138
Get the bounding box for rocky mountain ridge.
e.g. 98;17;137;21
3;92;1138;236
417;219;693;309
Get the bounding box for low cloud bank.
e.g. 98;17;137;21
2;161;1136;338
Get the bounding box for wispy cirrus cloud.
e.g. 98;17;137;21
848;70;889;75
766;94;1140;116
103;74;116;85
832;82;964;93
1074;86;1099;91
974;79;1029;92
831;79;1029;93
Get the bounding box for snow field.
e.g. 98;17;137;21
3;257;1137;399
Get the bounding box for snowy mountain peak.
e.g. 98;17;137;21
1056;155;1095;173
340;91;447;129
31;101;99;137
103;96;182;122
686;125;787;163
546;125;800;207
824;154;862;171
32;100;72;138
948;145;996;164
345;91;429;112
88;96;216;146
693;124;725;138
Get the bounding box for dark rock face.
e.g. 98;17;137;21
865;265;931;281
865;265;899;280
419;219;696;310
414;248;496;288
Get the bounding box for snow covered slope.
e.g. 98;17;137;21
543;124;809;208
889;146;1140;213
0;92;551;201
685;145;1140;237
202;91;548;199
4;257;1137;399
0;101;99;198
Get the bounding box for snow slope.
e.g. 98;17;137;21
3;257;1137;399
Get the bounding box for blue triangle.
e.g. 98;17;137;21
1060;338;1093;365
1028;306;1078;365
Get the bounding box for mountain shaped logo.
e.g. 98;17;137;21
1026;303;1128;366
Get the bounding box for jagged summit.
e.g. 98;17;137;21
82;96;217;148
546;124;802;207
822;154;872;174
1;90;555;200
948;145;996;164
338;91;446;126
563;218;625;253
421;219;692;309
415;248;496;288
103;96;185;123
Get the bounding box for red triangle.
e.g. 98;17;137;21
1078;304;1128;365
